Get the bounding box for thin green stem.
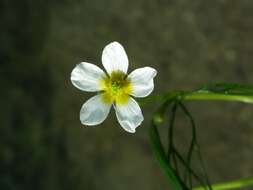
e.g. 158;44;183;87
179;103;212;190
194;177;253;190
182;91;253;104
140;90;253;106
149;120;186;190
173;149;206;188
168;102;178;157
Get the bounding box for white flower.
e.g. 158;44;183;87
71;41;157;133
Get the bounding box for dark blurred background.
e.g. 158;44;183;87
1;0;253;189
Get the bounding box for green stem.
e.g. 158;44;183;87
140;91;253;106
194;177;253;190
183;91;253;104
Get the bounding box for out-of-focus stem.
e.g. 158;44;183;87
193;177;253;190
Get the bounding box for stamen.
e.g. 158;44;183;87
100;71;132;105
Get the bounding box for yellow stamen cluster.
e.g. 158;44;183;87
100;71;132;105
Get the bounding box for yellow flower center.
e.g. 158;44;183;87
100;71;132;105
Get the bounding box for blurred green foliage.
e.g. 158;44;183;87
1;0;253;190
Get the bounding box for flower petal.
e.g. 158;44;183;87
114;97;144;133
102;41;129;75
128;67;157;97
71;62;106;92
80;94;111;125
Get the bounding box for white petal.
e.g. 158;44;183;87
114;97;144;133
128;67;157;97
102;41;129;75
80;94;111;125
71;62;106;92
